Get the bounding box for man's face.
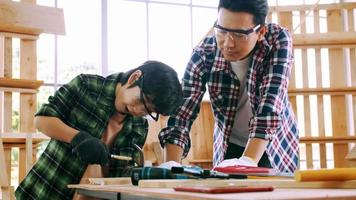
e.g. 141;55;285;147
115;85;152;117
115;72;158;120
215;8;263;61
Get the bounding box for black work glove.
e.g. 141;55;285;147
70;131;109;165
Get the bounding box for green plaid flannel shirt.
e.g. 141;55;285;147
15;73;148;200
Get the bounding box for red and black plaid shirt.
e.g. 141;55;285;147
159;23;299;173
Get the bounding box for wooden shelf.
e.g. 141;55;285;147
288;87;356;96
0;1;65;35
0;78;43;89
300;136;356;144
293;32;356;48
0;32;39;40
1;132;49;144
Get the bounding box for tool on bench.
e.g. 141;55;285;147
171;166;247;179
131;167;197;185
130;166;247;186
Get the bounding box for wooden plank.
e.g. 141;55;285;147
278;12;293;31
288;87;356;95
0;0;65;35
4;37;12;134
87;177;132;185
269;3;356;12
0;87;38;94
300;136;356;144
195;102;213;162
0;138;9;186
138;179;356;189
18;147;26;182
314;9;327;169
3;147;11;184
328;9;349;168
146;119;164;164
0;28;12;199
19;34;37;182
67;184;356;200
152;142;163;165
293;32;356;47
0;78;43;89
295;168;356;182
0;186;14;200
0;32;38;40
300;11;313;169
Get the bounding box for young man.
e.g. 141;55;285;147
159;0;299;173
15;60;183;200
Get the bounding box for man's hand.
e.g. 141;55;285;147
158;160;182;170
70;131;109;165
215;156;258;168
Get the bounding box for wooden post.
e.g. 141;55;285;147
327;9;349;168
314;10;328;169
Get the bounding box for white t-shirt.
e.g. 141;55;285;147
229;55;253;147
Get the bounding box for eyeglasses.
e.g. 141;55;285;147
139;76;159;121
213;21;261;42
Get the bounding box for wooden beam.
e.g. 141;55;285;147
0;87;38;93
270;3;356;12
293;32;356;47
2;132;49;144
288;87;356;96
0;0;65;35
0;78;43;89
0;32;38;40
300;136;356;144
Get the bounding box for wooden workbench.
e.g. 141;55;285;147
68;179;356;200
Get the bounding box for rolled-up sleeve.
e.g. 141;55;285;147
35;74;85;121
159;51;209;158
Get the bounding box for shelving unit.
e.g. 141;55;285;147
0;0;65;199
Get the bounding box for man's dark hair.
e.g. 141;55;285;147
121;60;183;116
218;0;268;26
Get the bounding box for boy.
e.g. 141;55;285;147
15;60;183;200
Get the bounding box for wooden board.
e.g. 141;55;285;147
293;32;356;47
0;0;65;35
0;78;43;89
87;177;132;185
2;132;49;144
138;179;356;189
295;168;356;182
68;184;356;200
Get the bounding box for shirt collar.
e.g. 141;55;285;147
97;73;122;111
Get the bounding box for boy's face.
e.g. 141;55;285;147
214;8;265;61
115;71;156;117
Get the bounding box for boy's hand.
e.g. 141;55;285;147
70;131;109;165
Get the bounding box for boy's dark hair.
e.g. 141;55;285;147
218;0;268;26
121;60;183;116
